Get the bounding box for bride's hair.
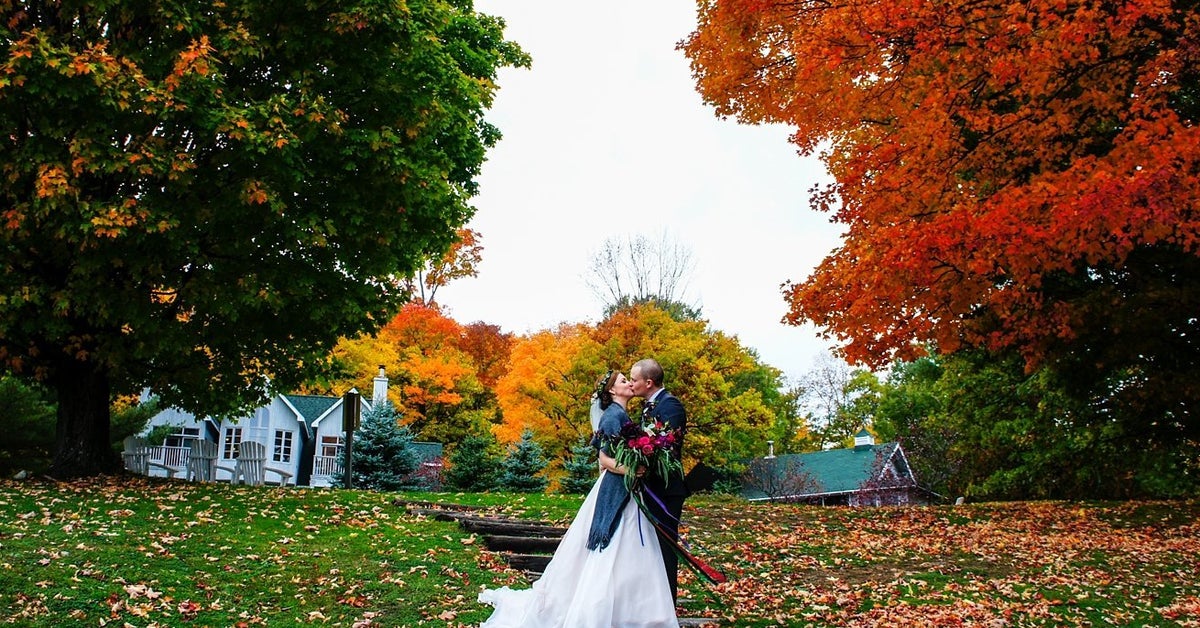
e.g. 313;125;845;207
594;369;618;410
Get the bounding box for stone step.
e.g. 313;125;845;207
678;618;721;627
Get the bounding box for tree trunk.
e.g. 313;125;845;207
48;360;119;478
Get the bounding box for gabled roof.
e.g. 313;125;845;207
741;442;913;500
281;394;340;426
806;442;899;493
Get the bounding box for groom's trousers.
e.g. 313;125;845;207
648;492;686;604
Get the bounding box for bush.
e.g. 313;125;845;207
444;433;501;492
497;429;549;493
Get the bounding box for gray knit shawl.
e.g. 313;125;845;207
586;403;632;551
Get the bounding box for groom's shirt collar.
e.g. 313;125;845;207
648;389;665;403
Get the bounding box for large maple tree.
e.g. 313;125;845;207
683;0;1200;433
0;0;527;476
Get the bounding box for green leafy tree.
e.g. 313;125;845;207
767;382;818;456
108;397;162;449
873;350;1200;500
0;376;56;475
0;1;528;477
335;403;419;492
443;433;501;492
497;429;549;493
871;356;956;497
559;438;598;494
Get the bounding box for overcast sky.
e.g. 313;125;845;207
436;0;845;382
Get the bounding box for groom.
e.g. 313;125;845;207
630;358;688;604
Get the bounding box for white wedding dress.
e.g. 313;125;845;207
478;470;680;628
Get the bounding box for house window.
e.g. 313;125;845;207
320;435;344;458
164;427;200;449
223;427;243;459
273;430;293;463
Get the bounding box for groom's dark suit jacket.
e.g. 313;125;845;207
642;390;688;497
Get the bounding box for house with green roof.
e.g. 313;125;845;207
740;430;928;506
138;368;443;487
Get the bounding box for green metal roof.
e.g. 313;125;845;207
740;442;901;500
412;441;443;463
282;394;340;425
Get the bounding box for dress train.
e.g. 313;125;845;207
477;472;680;628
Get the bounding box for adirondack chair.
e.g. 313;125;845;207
122;436;151;475
122;436;181;477
224;441;294;486
186;439;219;482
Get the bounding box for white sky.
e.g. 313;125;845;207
436;0;845;382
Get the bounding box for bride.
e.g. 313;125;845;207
477;370;680;628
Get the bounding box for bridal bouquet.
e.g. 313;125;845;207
606;420;683;492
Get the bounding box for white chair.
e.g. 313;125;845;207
186;440;219;482
122;436;151;475
225;441;293;487
123;436;180;477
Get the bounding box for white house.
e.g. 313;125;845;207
140;369;390;487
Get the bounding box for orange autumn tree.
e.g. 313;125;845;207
495;304;781;474
683;0;1200;434
493;323;600;457
323;303;497;444
460;321;514;389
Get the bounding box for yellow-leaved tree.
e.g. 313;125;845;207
496;304;783;475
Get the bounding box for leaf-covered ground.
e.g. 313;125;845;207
1;478;1197;626
680;497;1200;626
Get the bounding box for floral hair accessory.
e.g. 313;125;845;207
595;369;615;397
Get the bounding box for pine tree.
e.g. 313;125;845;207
559;438;598;494
497;429;549;493
444;433;501;492
334;402;419;491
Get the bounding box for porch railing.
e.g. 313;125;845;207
313;455;342;476
150;445;190;468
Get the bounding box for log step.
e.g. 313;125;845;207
458;517;567;538
483;534;562;553
504;553;552;573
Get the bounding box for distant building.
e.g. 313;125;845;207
138;368;442;487
740;430;931;506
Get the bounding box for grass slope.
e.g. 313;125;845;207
1;477;1198;626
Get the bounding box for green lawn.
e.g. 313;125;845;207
2;477;1198;626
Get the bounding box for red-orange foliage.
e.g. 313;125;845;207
683;0;1200;367
378;302;464;353
459;322;513;389
321;303;508;443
